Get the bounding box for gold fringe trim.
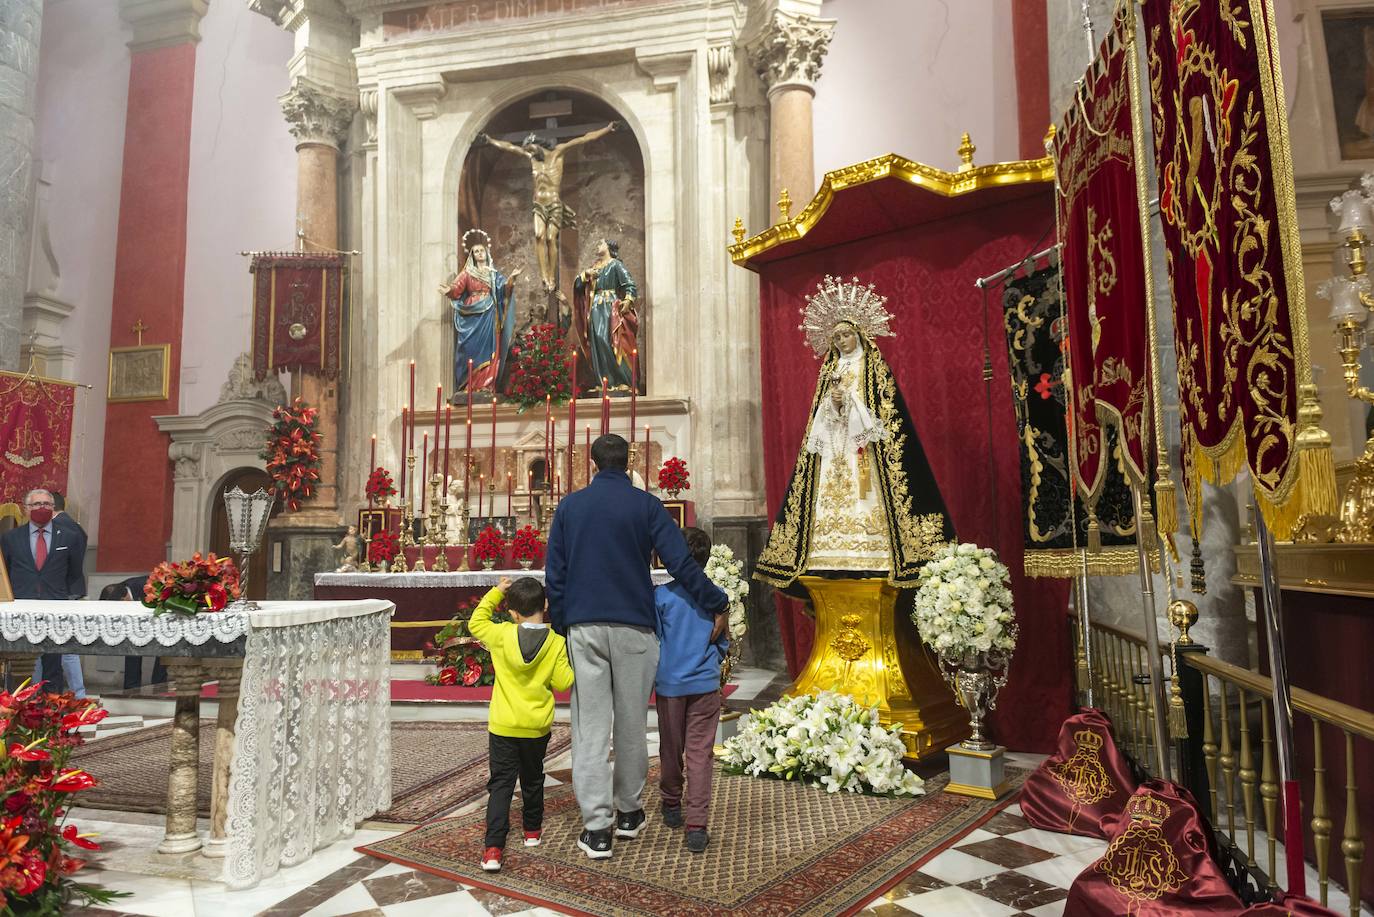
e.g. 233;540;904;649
1023;547;1159;578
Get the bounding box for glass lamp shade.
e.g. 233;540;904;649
223;487;275;553
1334;189;1373;235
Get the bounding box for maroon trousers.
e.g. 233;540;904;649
655;690;721;829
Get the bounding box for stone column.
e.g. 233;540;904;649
202;659;243;858
748;10;834;211
159;659;206;855
0;0;42;372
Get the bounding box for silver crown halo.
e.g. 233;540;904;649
799;275;894;355
462;228;492;253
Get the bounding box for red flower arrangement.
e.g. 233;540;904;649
511;526;544;566
367;529;400;565
473;526;506;567
142;553;242;616
0;682;123;912
262;398;322;512
423;596;505;687
365;466;396;505
505;323;573;411
657;457;691;497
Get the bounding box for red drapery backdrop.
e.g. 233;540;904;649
754;190;1070;753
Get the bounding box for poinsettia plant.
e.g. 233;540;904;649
0;682;125;912
365;466;396;505
423;597;506;687
262;398;322;511
473;526;506;564
505;323;573;411
142;553;242;615
367;529;400;565
657;457;691;497
511;525;545;563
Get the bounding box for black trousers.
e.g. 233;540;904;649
484;731;551;849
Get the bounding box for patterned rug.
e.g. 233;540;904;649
359;765;1027;916
72;721;571;826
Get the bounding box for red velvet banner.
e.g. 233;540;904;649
1020;708;1139;839
250;253;346;379
1142;0;1333;539
0;372;77;507
1054;5;1154;503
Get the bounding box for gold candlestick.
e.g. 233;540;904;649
430;473;450;572
392;499;412;574
457;501;471;571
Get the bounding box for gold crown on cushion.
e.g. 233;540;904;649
1125;794;1170;826
1074;729;1104;750
799;275;894;355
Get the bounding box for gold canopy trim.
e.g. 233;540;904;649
729;151;1055;265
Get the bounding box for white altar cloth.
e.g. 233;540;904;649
315;569;673;588
0;599;394;890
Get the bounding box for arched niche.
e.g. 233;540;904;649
455;88;647;395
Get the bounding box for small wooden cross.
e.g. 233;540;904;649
131;320;148;346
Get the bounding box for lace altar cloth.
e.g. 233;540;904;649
0;599;394;890
316;570;673;588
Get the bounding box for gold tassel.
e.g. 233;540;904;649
1296;382;1338;517
1154;475;1179;537
1087;507;1102;553
1137;504;1157;556
1168;669;1189;738
1190;539;1207;595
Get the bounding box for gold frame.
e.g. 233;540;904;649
0;549;11;602
107;344;171;403
729;151;1055;266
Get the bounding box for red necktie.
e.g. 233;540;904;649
34;529;47;571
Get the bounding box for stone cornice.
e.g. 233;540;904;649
119;0;210;52
279;79;357;149
746;7;833;97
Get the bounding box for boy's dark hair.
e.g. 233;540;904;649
505;577;546;616
590;434;629;472
99;582;131;601
683;526;711;567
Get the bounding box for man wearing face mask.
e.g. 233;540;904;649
0;488;88;697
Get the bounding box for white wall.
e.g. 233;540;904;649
32;0;131;546
813;0;1021;177
179;0;297;416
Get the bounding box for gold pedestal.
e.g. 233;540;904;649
788;576;967;761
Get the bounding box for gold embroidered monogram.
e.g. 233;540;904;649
1049;729;1115;830
1095;794;1189;914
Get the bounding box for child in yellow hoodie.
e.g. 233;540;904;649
469;576;575;873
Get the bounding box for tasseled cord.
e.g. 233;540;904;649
1163;555;1189;740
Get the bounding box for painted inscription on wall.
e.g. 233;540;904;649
383;0;665;39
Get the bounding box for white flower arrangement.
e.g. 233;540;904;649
721;691;925;797
911;542;1017;661
704;543;749;642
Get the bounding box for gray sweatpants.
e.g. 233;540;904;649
568;623;659;832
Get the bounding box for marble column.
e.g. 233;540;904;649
279;81;354;521
748;10;834;211
159;659;206;855
0;0;43;372
202;659;243;858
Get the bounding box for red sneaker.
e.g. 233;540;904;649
481;846;502;872
523;830;542;847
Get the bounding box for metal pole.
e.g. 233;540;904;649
1130;484;1171;780
1254;509;1307;896
1078;549;1095;708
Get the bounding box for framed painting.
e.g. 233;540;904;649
108;344;171;403
1323;8;1374;161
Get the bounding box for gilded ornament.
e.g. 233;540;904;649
830;613;870;662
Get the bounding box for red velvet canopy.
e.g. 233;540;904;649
733;153;1071;753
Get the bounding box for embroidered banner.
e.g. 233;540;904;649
1053;3;1157;523
1143;0;1336;540
0;372;77;507
1001;264;1141;576
250;252;346;380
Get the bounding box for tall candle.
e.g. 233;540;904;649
400;407;409;501
443;406;452;484
466;358;474;429
544;394;552;478
408;361;416;450
490;389;497;484
507;472;513;517
585;424;591;482
567;355;576;487
601;376;609;435
645;425;651;490
630;348;638;442
479;474;485;518
434;384;442;458
464;419;472;501
421;433;428;514
555;473;561;499
369;434;377;506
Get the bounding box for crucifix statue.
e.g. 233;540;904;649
476;121;619;297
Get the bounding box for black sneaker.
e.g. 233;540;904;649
577;828;613;860
614;808;646;839
661;804;684;829
685;827;709;853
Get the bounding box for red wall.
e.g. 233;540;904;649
97;43;197;571
1012;0;1051;160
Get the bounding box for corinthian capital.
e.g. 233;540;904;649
279;80;356;150
748;9;835;96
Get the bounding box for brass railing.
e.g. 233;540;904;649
1069;615;1373;915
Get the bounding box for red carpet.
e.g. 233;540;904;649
171;681;737;704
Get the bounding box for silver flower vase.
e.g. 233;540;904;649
941;649;1011;752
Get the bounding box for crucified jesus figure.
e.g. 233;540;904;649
477;121;618;294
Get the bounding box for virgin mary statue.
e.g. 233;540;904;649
756;276;953;591
440;229;521;393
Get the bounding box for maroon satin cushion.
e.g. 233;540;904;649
1241;894;1343;916
1020;708;1139;839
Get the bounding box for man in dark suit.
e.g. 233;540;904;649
0;488;87;696
41;492;89;692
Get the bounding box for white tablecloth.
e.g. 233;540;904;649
315;569;673;588
0;599;394;890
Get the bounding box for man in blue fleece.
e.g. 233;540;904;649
546;434;728;861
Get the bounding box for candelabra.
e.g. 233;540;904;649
394;450;416;573
429;473;450;572
1324;178;1374;542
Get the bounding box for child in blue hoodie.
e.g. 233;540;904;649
653;526;729;853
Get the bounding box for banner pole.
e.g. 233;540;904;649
1129;484;1171;780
